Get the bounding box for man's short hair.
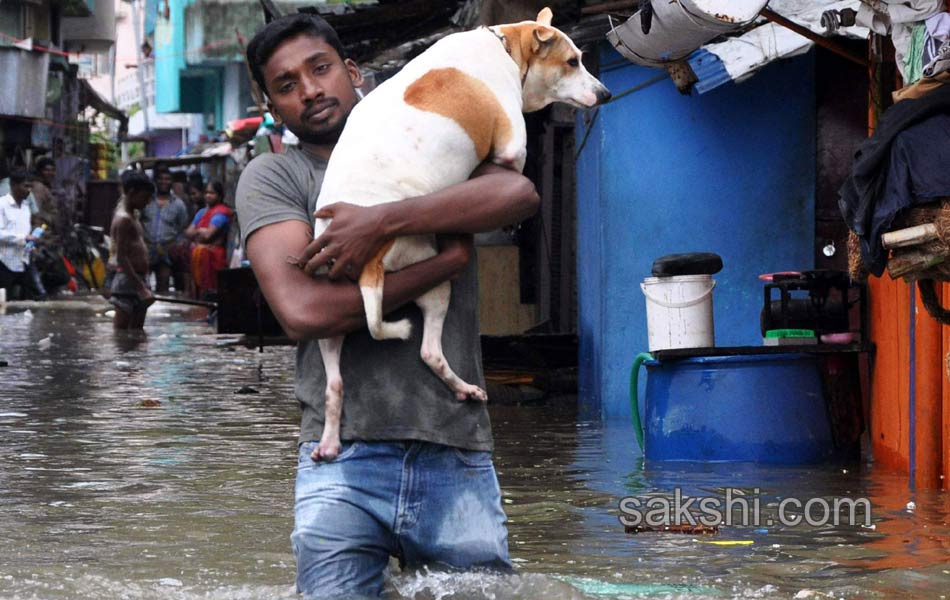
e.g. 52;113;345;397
34;157;55;173
122;170;156;195
153;164;171;181
246;13;346;97
9;169;32;185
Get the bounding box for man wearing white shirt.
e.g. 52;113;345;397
0;170;39;300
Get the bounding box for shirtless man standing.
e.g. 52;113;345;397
109;171;156;330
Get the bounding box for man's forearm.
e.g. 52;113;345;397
280;251;465;340
0;230;24;244
380;170;539;238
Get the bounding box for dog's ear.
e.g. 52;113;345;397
536;7;553;26
532;25;555;52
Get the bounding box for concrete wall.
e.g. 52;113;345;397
576;48;817;420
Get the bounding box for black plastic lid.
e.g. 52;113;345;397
651;253;723;277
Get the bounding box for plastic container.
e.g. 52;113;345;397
640;274;715;351
24;224;46;254
642;353;835;463
606;0;768;67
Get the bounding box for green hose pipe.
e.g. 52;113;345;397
629;352;653;451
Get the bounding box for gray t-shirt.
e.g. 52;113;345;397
235;146;492;451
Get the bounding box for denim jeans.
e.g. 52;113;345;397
292;440;511;599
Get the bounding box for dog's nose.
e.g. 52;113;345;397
595;87;612;104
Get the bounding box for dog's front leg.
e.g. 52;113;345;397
315;335;345;461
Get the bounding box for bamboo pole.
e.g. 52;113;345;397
882;223;939;249
887;250;949;280
152;295;217;308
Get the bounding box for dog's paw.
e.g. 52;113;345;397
455;384;488;402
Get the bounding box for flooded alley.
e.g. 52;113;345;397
1;300;949;599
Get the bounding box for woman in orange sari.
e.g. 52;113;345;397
184;181;233;300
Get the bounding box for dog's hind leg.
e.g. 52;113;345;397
360;240;412;341
315;336;345;461
415;282;488;402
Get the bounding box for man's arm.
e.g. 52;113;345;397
193;214;229;244
175;201;190;237
299;164;539;279
246;219;472;341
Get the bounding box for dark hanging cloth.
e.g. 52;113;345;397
838;84;950;275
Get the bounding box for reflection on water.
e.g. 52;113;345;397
1;299;948;599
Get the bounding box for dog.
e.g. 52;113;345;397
313;7;611;460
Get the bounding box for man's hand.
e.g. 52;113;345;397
297;202;389;281
437;233;474;279
138;286;156;307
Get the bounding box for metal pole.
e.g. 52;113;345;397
760;8;868;68
129;0;150;133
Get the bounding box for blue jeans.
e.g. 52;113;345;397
292;440;511;599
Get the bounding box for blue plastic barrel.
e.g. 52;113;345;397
643;353;834;463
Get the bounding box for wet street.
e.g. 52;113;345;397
1;299;949;599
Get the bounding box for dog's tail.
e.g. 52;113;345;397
359;240;412;341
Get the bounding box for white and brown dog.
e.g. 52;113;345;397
314;8;610;459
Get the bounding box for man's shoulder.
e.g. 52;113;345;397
236;149;320;237
111;211;137;232
240;148;319;182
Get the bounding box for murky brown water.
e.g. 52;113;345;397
1;298;949;599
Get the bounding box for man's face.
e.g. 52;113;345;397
262;34;363;147
128;189;152;211
40;164;56;186
11;180;32;202
155;173;173;194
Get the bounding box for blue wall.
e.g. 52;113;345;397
577;48;817;421
154;0;191;113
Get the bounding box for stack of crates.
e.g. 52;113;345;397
88;142;114;180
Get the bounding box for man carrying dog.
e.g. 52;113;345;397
237;13;539;599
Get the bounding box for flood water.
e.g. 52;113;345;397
1;298;949;599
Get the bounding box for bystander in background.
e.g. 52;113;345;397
140;164;190;293
0;170;45;300
108;171;155;329
184;180;232;300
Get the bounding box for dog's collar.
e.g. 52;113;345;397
487;26;528;84
488;26;511;55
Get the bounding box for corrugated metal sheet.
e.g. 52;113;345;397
686;49;732;95
0;48;49;119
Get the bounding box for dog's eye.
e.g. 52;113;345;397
567;58;580;68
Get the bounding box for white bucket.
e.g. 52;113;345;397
606;0;768;67
641;274;715;351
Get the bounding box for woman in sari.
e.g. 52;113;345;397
184;181;233;300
